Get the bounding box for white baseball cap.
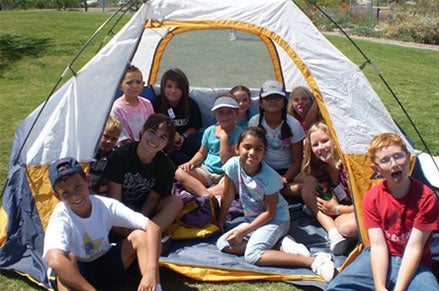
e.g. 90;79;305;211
259;80;286;98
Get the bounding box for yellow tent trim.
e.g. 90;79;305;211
25;162;90;231
14;269;55;291
159;261;326;282
144;19;318;92
337;243;364;272
0;206;8;247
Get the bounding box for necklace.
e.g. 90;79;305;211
266;123;281;139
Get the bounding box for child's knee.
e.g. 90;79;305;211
336;215;358;238
244;247;264;265
168;195;184;212
175;167;190;181
216;236;228;251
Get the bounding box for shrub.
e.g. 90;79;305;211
381;0;439;44
298;0;381;34
350;26;384;38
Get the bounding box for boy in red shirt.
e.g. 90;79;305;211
327;133;439;290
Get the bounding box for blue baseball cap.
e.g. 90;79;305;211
48;157;86;189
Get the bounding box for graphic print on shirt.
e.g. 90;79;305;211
122;172;156;202
237;172;265;218
385;211;410;244
266;126;290;151
82;232;105;260
173;117;189;127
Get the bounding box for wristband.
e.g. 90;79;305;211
335;205;340;216
182;133;188;139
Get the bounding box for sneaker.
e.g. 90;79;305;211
281;235;311;257
161;235;172;257
311;252;335;282
330;233;349;255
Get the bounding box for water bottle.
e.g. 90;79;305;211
315;185;332;201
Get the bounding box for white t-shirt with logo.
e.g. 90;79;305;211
43;195;149;262
248;114;305;170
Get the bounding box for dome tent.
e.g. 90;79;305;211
1;0;435;289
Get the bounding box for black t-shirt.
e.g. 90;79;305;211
151;96;202;134
103;142;175;211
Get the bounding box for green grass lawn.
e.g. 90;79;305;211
0;9;438;291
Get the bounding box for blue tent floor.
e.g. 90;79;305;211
159;201;358;290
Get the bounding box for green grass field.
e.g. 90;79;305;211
0;9;438;291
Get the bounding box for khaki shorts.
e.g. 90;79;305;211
196;164;224;186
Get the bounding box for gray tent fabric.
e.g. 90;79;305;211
160;199;357;289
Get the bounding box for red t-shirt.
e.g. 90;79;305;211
362;178;439;267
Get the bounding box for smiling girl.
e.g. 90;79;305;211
300;121;357;255
216;127;335;282
104;113;183;237
152;69;203;166
248;80;306;199
230;85;256;129
175;93;242;198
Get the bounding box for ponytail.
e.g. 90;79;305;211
280;105;293;140
257;106;267;135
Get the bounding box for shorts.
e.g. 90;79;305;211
196;164;224;186
78;242;137;288
216;219;289;264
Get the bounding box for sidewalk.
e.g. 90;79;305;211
324;31;439;51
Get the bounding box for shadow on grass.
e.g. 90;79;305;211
0;34;50;77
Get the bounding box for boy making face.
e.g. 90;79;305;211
326;133;439;290
43;157;161;291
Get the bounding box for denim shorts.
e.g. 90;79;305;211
216;219;290;264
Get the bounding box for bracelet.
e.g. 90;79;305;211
335;205;340;216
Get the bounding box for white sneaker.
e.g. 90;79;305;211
330;233;349;255
311;252;335;282
281;235;310;257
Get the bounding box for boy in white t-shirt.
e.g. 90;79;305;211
43;157;162;290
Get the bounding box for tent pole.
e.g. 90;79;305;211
296;0;437;166
12;8;128;167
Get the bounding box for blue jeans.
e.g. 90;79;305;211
170;132;202;166
326;248;439;290
216;219;289;265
